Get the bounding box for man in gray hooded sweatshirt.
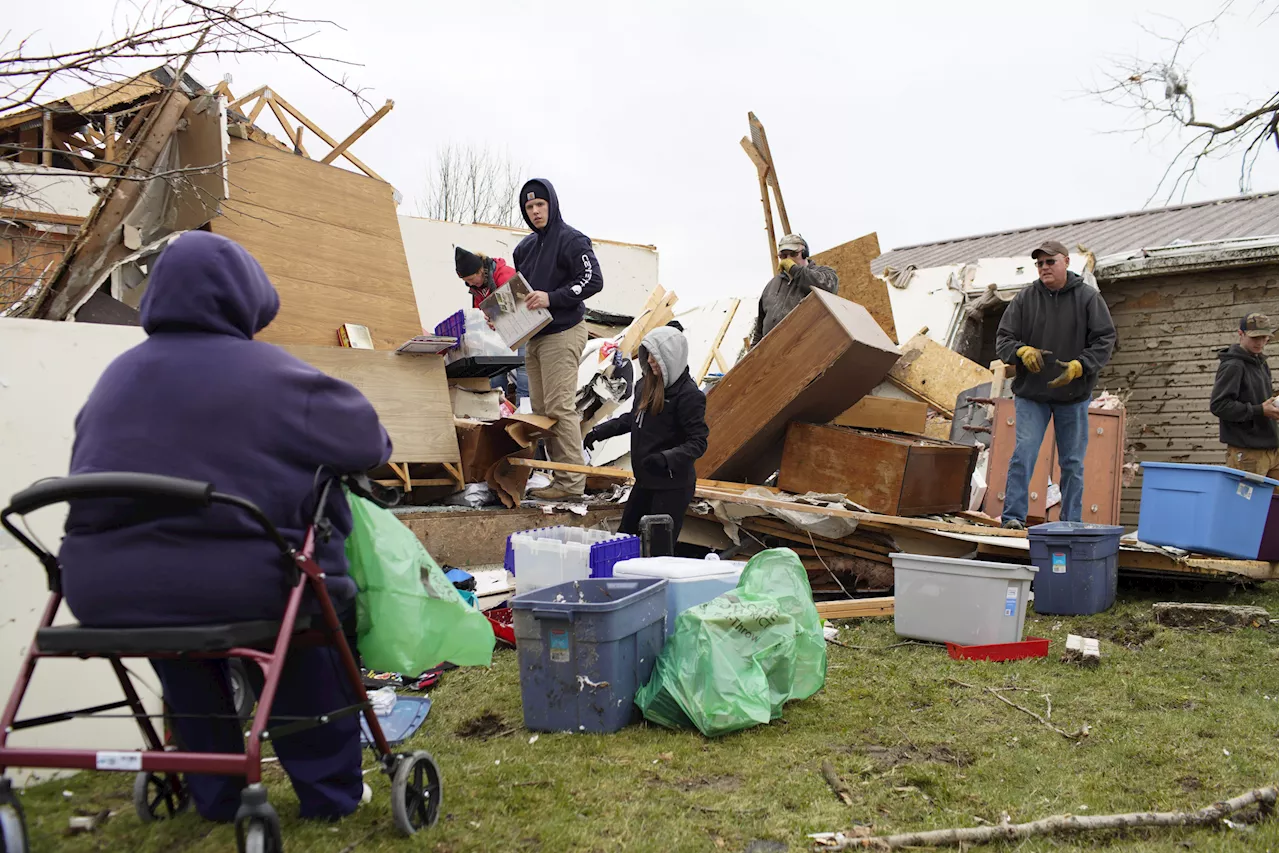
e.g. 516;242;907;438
995;240;1116;529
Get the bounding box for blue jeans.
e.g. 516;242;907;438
491;345;529;399
1002;397;1091;524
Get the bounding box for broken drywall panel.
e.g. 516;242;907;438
0;162;106;219
397;215;658;330
813;232;897;343
697;289;900;483
0;319;159;786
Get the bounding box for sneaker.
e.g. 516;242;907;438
1001;518;1026;531
527;486;583;502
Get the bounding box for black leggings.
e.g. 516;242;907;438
619;484;697;540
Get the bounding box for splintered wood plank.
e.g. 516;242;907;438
211;137;421;349
697;288;900;483
812;232;897;343
282;346;460;464
888;333;994;416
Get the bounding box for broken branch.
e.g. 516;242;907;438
947;679;1089;741
812;786;1278;850
821;761;855;807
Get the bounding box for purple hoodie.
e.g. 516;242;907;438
59;231;392;628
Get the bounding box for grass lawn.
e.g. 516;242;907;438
13;579;1279;853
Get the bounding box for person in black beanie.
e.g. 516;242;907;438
452;245;527;407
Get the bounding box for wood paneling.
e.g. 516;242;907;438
780;423;976;516
812;232;897;343
1097;265;1278;526
212;138;421;350
282;345;460;464
832;396;928;434
696;289;900;483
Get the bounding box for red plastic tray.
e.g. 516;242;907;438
946;636;1049;662
486;607;516;647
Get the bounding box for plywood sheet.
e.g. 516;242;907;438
833;395;927;433
212;138;421;350
696;289;900;483
283;346;460;464
888;333;993;416
813;232;897;343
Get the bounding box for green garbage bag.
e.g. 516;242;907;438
634;548;826;737
344;492;494;674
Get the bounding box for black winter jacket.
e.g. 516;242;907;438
592;369;708;490
512;178;604;337
995;272;1117;403
1210;344;1277;449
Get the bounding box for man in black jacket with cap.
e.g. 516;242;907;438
995;240;1117;529
1210;312;1278;479
512;178;604;500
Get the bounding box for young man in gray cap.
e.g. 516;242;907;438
1210;312;1278;480
994;240;1117;530
750;233;839;347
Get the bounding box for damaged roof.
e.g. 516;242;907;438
872;192;1279;273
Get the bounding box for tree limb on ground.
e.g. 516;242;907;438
820;760;855;806
811;786;1277;850
947;678;1089;741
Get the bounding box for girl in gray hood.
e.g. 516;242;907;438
584;326;709;538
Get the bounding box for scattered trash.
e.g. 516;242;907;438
369;686;397;717
1062;634;1101;667
528;734;539;745
66;809;110;834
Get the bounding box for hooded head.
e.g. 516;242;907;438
519;178;562;233
640;326;689;389
140;231;279;339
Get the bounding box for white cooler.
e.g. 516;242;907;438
611;557;746;636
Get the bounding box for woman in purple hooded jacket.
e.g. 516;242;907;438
59;232;392;823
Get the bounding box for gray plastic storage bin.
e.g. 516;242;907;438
892;553;1037;645
511;577;667;733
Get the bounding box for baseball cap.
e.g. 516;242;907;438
1240;312;1274;337
778;233;808;254
1031;240;1069;259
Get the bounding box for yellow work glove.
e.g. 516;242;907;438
778;257;796;275
1047;359;1084;389
1016;346;1044;373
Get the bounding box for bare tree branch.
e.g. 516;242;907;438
418;144;525;229
1090;0;1278;203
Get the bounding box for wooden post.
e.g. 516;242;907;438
694;300;739;383
104;113;116;164
270;93;386;181
41;110;52;167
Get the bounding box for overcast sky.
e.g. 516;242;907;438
8;1;1278;304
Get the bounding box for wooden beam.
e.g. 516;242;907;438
743;520;890;564
266;96;300;154
749;112;790;234
320;99;394;165
270;93;385;182
694;299;739;384
0;206;86;227
509;458;1028;539
229;85;269;110
212;79;234;100
292;124;309;158
41;111;52;167
816;597;894;619
247;95;268;124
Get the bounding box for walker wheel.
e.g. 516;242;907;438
0;782;28;853
239;818;283;853
133;771;190;822
390;750;442;835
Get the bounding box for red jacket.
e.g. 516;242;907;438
468;256;517;309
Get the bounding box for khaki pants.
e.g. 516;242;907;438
526;323;589;493
1226;446;1280;481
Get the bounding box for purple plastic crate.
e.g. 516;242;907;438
433;310;466;352
503;528;640;579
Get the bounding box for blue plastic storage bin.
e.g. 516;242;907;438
1137;463;1278;559
511;577;667;733
1027;522;1123;615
